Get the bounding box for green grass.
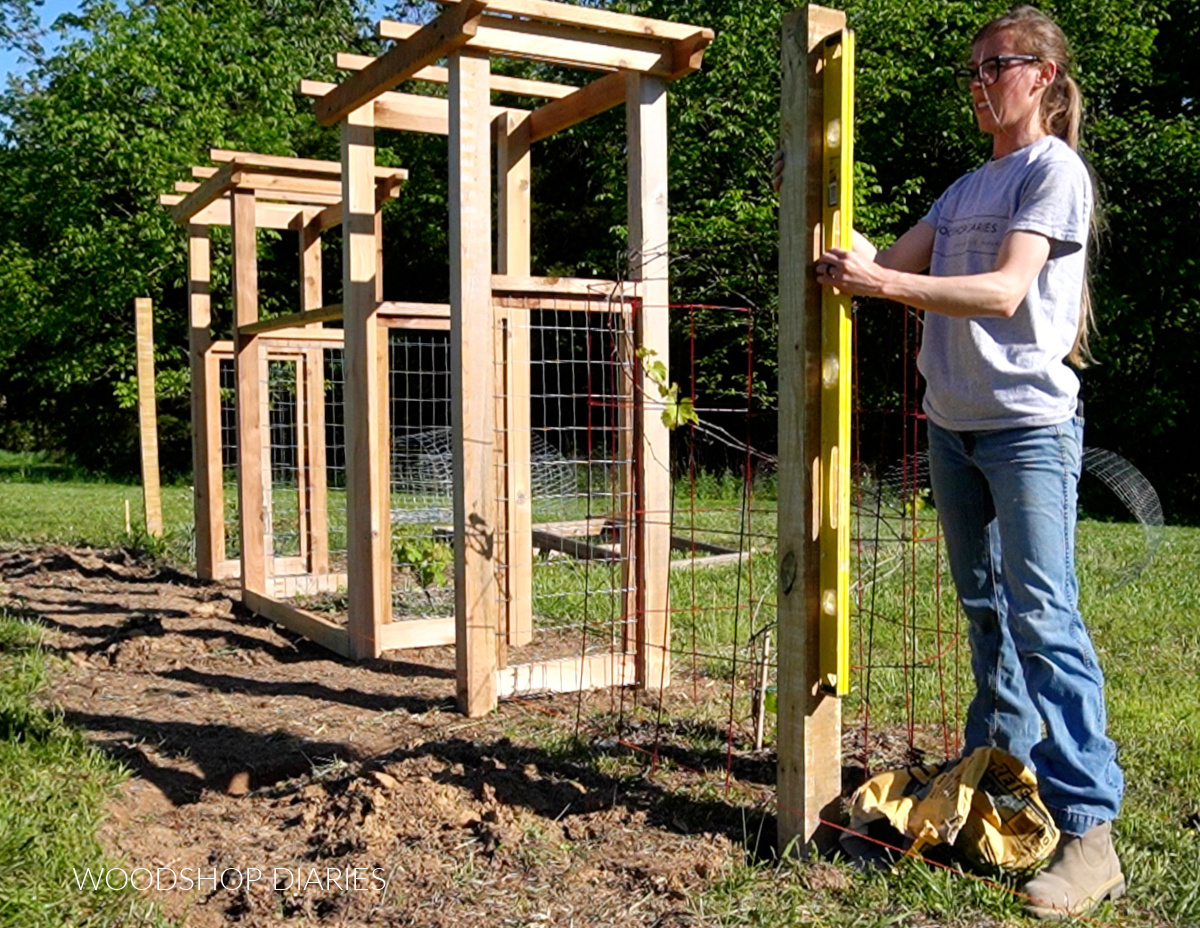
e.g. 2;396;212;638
1;472;1197;924
0;450;194;560
0;607;163;927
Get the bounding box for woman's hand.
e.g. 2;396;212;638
816;247;892;297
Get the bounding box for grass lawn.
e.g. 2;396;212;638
1;464;1197;925
0;608;164;928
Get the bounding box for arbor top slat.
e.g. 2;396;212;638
310;0;711;125
377;14;706;76
166;153;408;224
335;52;576;98
314;0;486;126
208;149;409;183
403;0;709;46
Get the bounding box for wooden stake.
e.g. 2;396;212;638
626;71;672;692
134;297;164;538
775;3;846;858
451;47;500;717
755;630;772;751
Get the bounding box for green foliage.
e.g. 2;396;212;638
392;535;453;590
0;0;39;54
0;0;376;474
637;346;700;430
0;0;1195;522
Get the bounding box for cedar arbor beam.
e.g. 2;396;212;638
313;0;488;126
307;1;712;144
168;154;408;225
335;52;577;98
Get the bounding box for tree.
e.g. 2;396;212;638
0;0;375;474
0;0;1195;523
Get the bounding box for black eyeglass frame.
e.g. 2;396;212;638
953;54;1042;91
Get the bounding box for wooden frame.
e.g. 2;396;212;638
170;0;711;720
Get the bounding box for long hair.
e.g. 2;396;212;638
974;6;1095;366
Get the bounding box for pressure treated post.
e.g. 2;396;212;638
134;298;163;538
232;188;267;594
776;3;846;856
342;104;391;659
627;71;672;691
189;225;223;576
452;47;500;716
495;110;533;648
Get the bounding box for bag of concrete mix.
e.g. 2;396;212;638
847;746;1059;870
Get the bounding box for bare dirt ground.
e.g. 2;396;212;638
0;545;785;928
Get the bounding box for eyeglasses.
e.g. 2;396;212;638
954;55;1041;91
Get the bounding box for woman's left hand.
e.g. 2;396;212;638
816;248;891;297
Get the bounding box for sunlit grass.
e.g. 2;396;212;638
1;469;1196;924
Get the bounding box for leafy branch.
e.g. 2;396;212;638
636;347;699;430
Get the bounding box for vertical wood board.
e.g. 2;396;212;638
232;189;267;594
626;71;672;692
188;227;223;576
495;112;534;649
451;48;500;717
342;104;390;660
134;298;164;537
775;3;846;857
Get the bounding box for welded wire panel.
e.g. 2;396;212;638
267;359;301;558
388;328;455;619
324;347;348;563
669;305;776;697
219;357;240;559
848;305;964;773
493;295;638;666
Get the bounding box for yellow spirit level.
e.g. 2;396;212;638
819;28;854;696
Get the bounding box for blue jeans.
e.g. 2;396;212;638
928;417;1123;836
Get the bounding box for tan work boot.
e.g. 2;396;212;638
1022;821;1125;920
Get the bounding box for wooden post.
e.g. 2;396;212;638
451;47;500;716
189;226;223;576
495;111;533;648
626;71;672;691
342;104;391;659
232;188;268;594
134;297;164;538
776;3;846;857
298;209;324;318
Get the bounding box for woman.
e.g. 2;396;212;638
816;7;1124;919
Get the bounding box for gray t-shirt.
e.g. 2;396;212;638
917;135;1091;431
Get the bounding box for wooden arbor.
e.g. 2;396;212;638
308;0;712;715
165;151;414;656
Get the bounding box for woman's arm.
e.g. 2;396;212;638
872;222;934;273
818;230;1051;318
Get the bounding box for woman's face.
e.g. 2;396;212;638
968;31;1051;139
